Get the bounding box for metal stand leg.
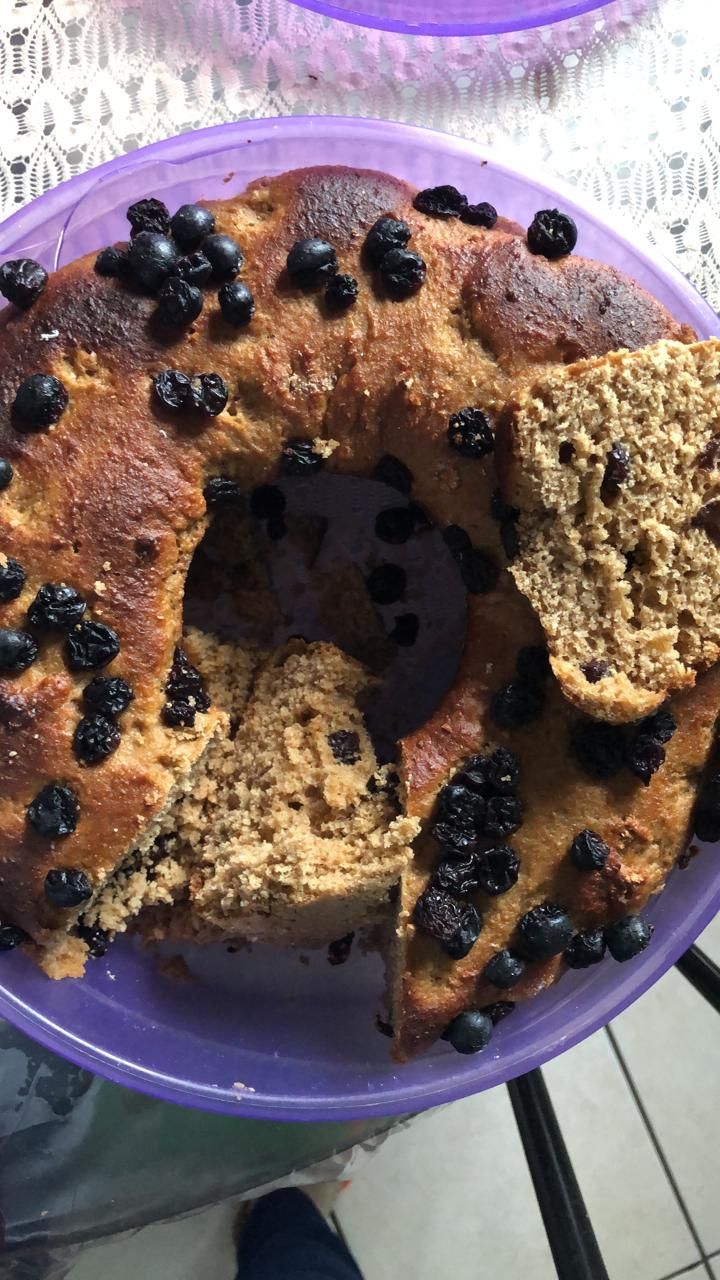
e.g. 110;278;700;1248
507;1068;609;1280
675;944;720;1013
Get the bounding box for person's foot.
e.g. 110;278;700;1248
233;1181;351;1249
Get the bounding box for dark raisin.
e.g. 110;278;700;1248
325;273;358;310
94;246;125;277
28;783;79;839
490;488;520;526
484;797;523;838
559;441;575;464
73;714;121;765
0;923;27;951
571;721;625;778
13;373;68;430
28;583;86;631
461;548;499;595
82;676;134;718
390;613;419;646
156;277;203;326
280;439;324;475
516;646;551;684
170;203;215;247
375;506;415;544
76;920;109;958
581;658;610;684
518;903;573;959
414;185;467;219
454;754;490;795
251;485;286;519
491;680;544;730
474;844;520;894
218;280;255;325
601;442;631;499
527;209;578;259
626;735;665;786
0;459;13;490
364;217;411;267
443;524;472;560
638;706;676;746
433;852;484;896
413;886;482;959
187;373;228;416
444;1010;493;1054
326;932;355;967
435;781;485;833
570;828;610;871
0;628;38;673
408;502;431;531
432;822;480;861
127;197;170;236
447;407;495;459
204;476;245;508
66;621;120;671
0;557;25;603
486;747;520;795
372;454;412;494
154;369;191;411
162;646;210;728
286;238;337;288
328;730;361;765
564;928;607;969
484;949;525;989
694;807;720;843
174;251;213;287
484;1001;515;1024
461;202;498;228
162;701;197;728
0;258;48;308
605;915;654;961
127;231;177;292
366;563;406;605
379;248;426;299
44;866;92;907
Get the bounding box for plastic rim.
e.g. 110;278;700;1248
285;0;607;37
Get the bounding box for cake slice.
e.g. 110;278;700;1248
501;338;720;723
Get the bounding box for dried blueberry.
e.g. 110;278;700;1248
475;844;520;894
527;209;578;259
601;442;631;502
162;646;210;728
154;368;191;411
280;439;324;475
366;562;406;605
328;729;361;765
414;185;467;219
328;932;355;965
76;920;109;958
564;928;607;969
204;476;245;509
82;676;134;718
570;828;610;871
187;373;228;416
581;658;610;684
66;621;120;671
432;822;480;861
694;807;720;843
571;721;625;778
28;583;86;631
484;797;523;838
390;613;419;647
0;459;13;490
372;454;412;494
380;248;426;299
13;373;68;430
266;518;286;541
94;246;125;277
433;852;484;896
484;1001;515;1024
443;524;472;560
0;258;48;309
500;520;519;560
413;886;482;959
170;203;215;247
460;548;499;595
286;237;337;288
28;784;79;839
201;233;243;281
375;506;415;544
174;251;213;287
0;923;26;951
484;949;525;989
73;714;121;765
639;706;677;746
444;1009;493;1054
45;866;92;907
516;646;551;684
325;273;358;310
127;197;170;236
156;277;203;326
364;216;411;267
490;488;520;526
461;202;498;228
519;903;573;959
0;628;38;673
605;915;654;962
436;781;485;833
491;680;544;730
250;485;286;519
447;407;495;459
486;747;520;795
0;557;25;603
454;755;490;795
127;231;177;292
626;735;665;786
218;280;255;326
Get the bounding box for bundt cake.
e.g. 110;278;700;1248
0;164;714;1064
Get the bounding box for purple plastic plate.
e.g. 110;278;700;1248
0;116;718;1121
286;0;608;37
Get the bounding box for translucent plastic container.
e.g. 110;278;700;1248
0;116;717;1121
286;0;608;37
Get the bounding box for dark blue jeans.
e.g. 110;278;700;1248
235;1189;364;1279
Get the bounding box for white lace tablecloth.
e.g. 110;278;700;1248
1;0;718;303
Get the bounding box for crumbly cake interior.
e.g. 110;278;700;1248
505;339;720;723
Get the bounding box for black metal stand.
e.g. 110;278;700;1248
675;944;720;1013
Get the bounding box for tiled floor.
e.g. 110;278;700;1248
65;914;720;1280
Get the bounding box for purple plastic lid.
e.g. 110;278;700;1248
286;0;608;37
0;116;718;1122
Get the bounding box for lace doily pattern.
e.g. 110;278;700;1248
1;0;718;307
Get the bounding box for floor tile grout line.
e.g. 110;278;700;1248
605;1024;713;1277
656;1261;707;1280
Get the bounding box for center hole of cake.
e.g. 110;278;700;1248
184;473;468;760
